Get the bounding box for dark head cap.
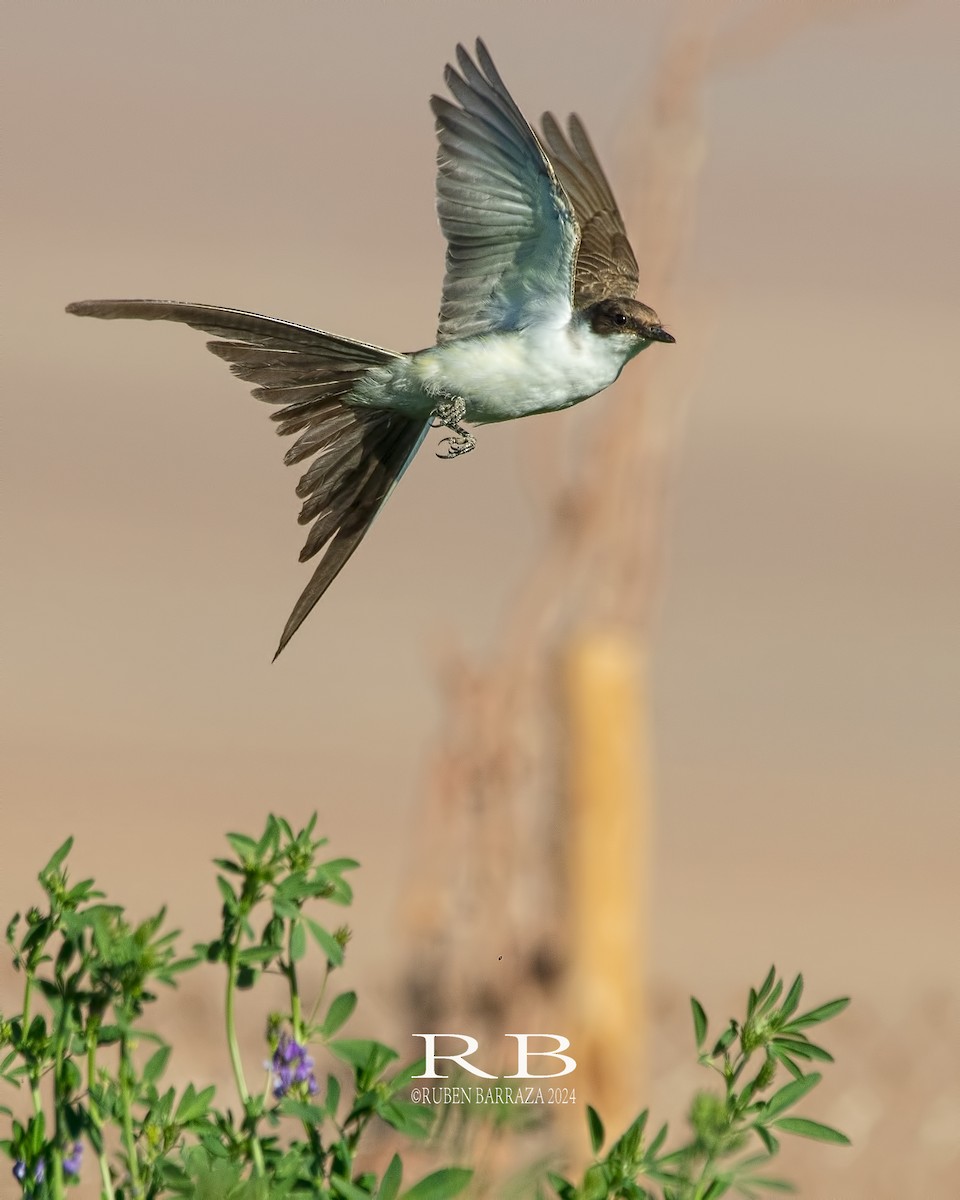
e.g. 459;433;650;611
587;297;675;343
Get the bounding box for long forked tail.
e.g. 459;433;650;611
66;300;429;658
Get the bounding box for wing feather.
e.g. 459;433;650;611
539;112;639;305
431;40;580;341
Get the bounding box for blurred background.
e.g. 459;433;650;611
4;0;958;1194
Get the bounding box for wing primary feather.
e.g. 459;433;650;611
431;41;580;342
538;111;639;304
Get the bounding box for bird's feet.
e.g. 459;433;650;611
431;396;477;459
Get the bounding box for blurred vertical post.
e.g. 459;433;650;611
563;630;650;1134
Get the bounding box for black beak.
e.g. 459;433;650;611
647;326;675;344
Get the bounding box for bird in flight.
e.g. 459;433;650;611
68;39;674;658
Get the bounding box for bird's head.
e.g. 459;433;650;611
586;298;675;347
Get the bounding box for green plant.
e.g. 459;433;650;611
548;968;849;1200
1;815;469;1199
2;818;849;1199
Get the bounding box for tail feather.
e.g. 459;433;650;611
274;399;358;439
66;299;428;656
277;414;429;657
284;408;359;465
297;443;371;524
66;300;397;361
295;420;377;499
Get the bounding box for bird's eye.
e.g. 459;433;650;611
613;312;628;327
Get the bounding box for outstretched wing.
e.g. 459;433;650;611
539;112;639;306
431;39;580;342
66;300;428;657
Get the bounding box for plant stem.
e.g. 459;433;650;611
226;937;265;1177
119;1032;142;1196
285;918;322;1149
307;961;333;1029
46;981;73;1200
87;1033;116;1200
287;923;302;1041
21;969;33;1031
49;1147;66;1200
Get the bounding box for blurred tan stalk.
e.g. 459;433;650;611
402;0;858;1166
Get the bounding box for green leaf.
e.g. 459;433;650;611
320;857;360;876
143;1046;171;1086
756;966;777;1003
326;878;354;905
41;837;74;877
379;1154;403;1200
547;1173;576;1200
380;1098;435;1139
238;944;282;965
690;997;708;1049
330;1038;398;1083
387;1058;427;1096
647;1120;669;1159
157;1160;193;1188
236;966;261;991
400;1167;472;1200
753;1124;780;1156
277;1098;327;1125
785;997;850;1030
773;1116;850;1145
766;1042;804;1080
27;1014;48;1043
762;1072;821;1120
581;1163;609;1200
332;1177;376;1200
614;1109;648;1162
759;979;784;1015
306;918;344;966
711;1021;739;1057
65;878;102;904
275;876;321;903
212;857;242;874
195;1130;231;1160
256;816;280;859
321;991;358;1038
771;1036;833;1062
326;1073;341;1117
586;1104;604;1153
289;922;307;962
174;1083;216;1124
779;974;804;1022
216;876;238;911
226;832;259;861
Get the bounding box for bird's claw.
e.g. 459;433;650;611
436;431;477;458
431;396;476;459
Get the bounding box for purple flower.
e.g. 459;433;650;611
269;1032;317;1098
12;1158;48;1189
63;1142;83;1178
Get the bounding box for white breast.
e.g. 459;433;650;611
413;322;636;424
